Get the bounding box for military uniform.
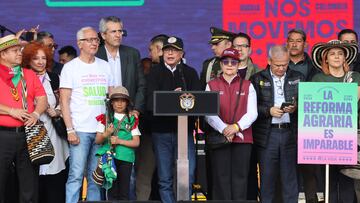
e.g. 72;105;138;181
200;27;235;90
200;57;221;90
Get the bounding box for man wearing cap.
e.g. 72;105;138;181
146;36;201;203
60;27;114;203
200;27;235;89
0;34;47;203
250;45;304;203
97;16;146;116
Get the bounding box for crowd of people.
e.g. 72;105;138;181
0;15;359;203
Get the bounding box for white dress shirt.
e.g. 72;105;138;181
105;46;122;86
270;70;290;123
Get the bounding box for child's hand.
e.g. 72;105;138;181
110;136;119;145
104;123;114;137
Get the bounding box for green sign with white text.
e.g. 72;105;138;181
45;0;144;7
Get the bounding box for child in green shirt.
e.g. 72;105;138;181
95;86;140;200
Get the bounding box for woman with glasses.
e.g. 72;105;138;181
205;48;258;200
311;40;360;203
22;42;69;203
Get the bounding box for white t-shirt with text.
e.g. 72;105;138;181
60;57;114;132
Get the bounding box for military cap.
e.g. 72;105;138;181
162;36;183;51
209;27;236;44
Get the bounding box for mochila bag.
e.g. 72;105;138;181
21;73;54;165
205;78;243;149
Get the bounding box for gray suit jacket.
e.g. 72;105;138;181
96;44;146;112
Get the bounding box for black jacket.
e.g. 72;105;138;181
250;67;305;147
146;62;201;133
96;45;146;113
289;52;319;81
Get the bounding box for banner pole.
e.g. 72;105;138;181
325;164;329;203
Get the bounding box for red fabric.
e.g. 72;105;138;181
0;64;14;88
0;68;46;127
96;114;106;125
208;75;253;144
132;117;139;130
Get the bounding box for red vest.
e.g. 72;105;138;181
208;75;253;144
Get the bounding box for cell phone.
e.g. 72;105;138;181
280;102;294;110
20;32;35;42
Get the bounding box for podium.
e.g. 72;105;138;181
154;91;219;201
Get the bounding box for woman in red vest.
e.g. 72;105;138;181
205;48;258;200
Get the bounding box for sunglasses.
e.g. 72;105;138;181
221;59;239;66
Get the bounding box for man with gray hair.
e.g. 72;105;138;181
250;45;304;203
96;16;145;117
60;27;114;203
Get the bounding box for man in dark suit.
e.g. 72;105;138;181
96;16;146;116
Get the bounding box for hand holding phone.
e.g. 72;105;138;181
20;32;35;42
280;102;293;110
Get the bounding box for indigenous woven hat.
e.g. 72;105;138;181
209;27;236;44
311;39;358;70
0;34;21;52
109;86;130;102
220;48;240;61
162;36;183;51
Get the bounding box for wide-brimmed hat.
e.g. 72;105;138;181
312;40;358;70
0;34;21;52
220;48;240;61
109;86;131;102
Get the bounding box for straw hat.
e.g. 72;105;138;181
0;34;21;52
311;40;358;70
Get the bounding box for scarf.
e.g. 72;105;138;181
0;64;22;101
0;64;22;87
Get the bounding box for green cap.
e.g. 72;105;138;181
209;27;236;44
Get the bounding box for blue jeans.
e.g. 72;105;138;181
66;132;100;203
152;132;195;203
257;128;298;203
129;164;136;200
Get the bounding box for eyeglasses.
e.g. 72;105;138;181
233;44;250;49
221;59;239;66
275;79;283;96
48;43;58;50
79;38;100;43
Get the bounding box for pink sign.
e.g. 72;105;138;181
298;82;357;165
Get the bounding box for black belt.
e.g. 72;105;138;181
271;123;290;129
0;126;25;133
